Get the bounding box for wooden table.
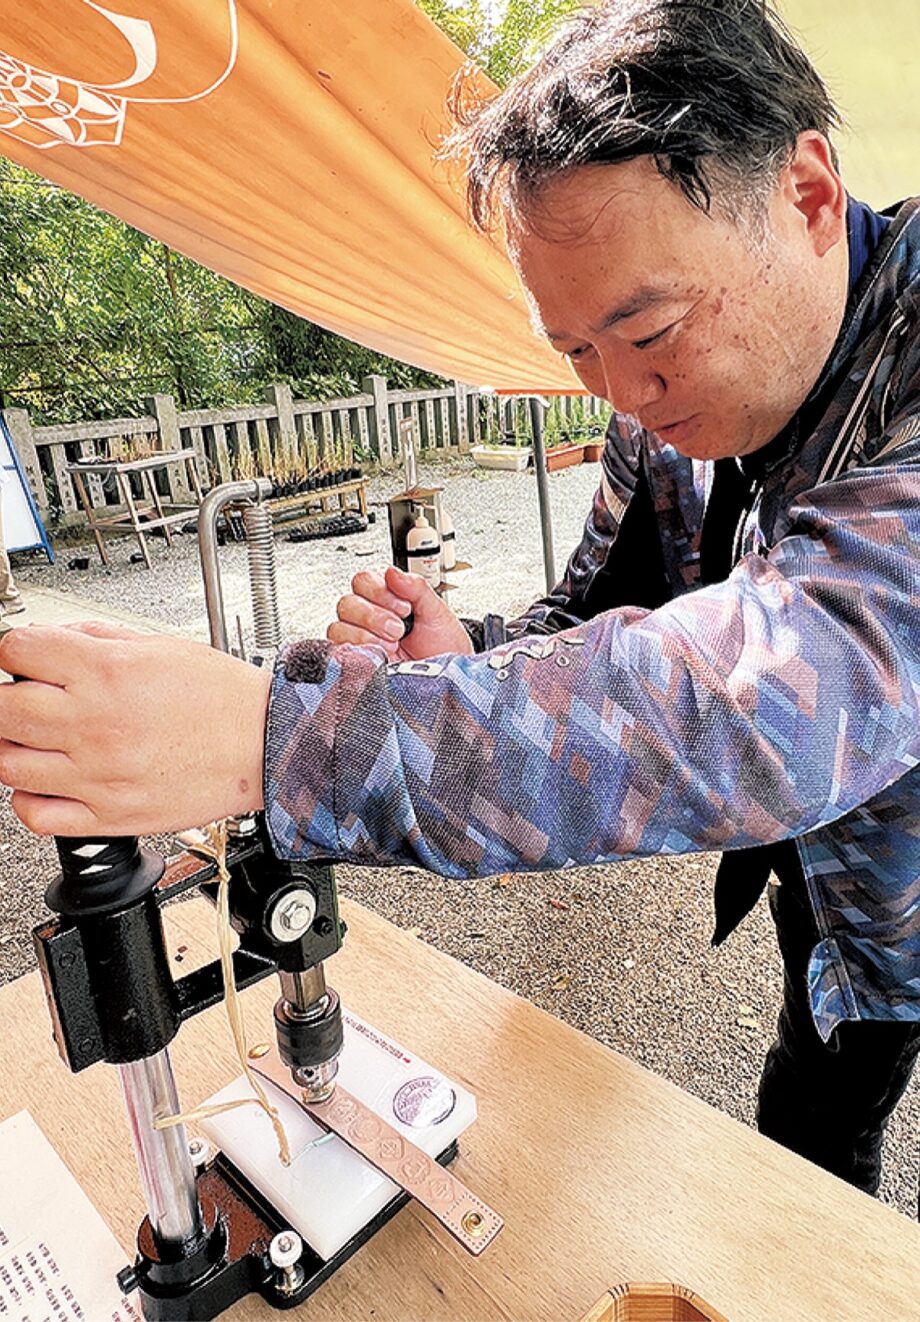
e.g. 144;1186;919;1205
2;896;918;1322
68;449;204;568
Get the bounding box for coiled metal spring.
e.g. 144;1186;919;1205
241;501;282;649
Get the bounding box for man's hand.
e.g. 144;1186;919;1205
0;622;272;837
329;565;473;661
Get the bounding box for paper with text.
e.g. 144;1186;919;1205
0;1111;142;1322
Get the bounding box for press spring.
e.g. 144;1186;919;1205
242;501;282;649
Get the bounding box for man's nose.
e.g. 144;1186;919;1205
600;349;666;416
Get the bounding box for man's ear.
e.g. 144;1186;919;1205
782;130;847;258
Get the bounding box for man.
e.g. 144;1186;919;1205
1;0;918;1202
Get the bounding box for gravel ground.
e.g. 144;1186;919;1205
7;454;920;1218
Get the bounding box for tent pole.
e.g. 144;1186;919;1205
528;396;556;593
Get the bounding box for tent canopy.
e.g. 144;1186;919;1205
0;1;915;393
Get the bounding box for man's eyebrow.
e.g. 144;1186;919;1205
545;286;677;341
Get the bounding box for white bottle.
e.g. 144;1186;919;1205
406;508;441;589
439;505;456;572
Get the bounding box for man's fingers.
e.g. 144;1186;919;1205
384;567;444;620
327;620;400;653
336;593;408;643
0;682;71;749
0;742;75;797
10;789;99;838
0;624;108;686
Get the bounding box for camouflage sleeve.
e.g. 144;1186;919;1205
264;419;920;879
461;412;654;651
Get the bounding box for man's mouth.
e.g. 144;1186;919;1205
648;414;701;444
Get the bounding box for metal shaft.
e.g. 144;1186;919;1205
197;478;272;652
529;396;556;593
279;964;328;1014
118;1050;203;1247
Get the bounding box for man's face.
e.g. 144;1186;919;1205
511;155;847;460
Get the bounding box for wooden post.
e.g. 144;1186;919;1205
361;374;393;468
145;393;191;502
211;423;232;483
265;382;296;469
467;388;481;452
452;386;470;457
254;417;273;476
2;408;46;510
423;399;436;451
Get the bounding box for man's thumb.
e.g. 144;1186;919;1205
385;566;443;618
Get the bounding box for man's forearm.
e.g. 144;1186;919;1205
264;460;920;877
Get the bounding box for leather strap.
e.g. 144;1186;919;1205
251;1048;503;1256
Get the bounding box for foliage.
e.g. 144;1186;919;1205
543;396;610;448
418;0;581;86
0;160;442;425
417;0;493;68
475;392;609;449
0;161;259;421
252;304;442;402
476;393;532;447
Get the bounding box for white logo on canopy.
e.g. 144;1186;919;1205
0;0;238;149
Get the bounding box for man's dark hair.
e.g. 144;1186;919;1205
447;0;841;232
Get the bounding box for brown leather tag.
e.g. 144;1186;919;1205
251;1048;503;1256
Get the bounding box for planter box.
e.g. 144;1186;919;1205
582;442;604;463
471;444;532;472
545;442;584;472
580;1282;729;1322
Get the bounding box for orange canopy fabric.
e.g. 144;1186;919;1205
0;0;580;392
1;4;915;394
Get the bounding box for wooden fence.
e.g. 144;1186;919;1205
2;378;608;529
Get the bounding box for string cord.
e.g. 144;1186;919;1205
153;820;292;1166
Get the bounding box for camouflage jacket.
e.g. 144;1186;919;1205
266;198;920;1042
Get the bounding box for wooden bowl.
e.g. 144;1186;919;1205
580;1281;730;1322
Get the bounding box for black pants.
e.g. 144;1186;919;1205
756;842;920;1201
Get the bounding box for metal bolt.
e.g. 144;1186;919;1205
187;1137;211;1170
269;1229;305;1296
269;888;317;943
281;902;310;932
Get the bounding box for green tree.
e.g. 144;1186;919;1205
418;0;580;85
249;304;442;401
0;159;263;421
0;160;440;424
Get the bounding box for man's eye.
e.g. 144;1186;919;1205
633;325;673;350
564;344;594;362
